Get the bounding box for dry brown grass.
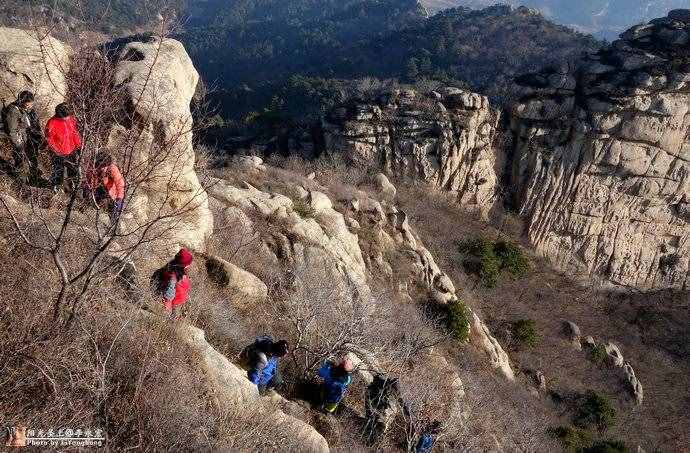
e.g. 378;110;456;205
395;182;690;452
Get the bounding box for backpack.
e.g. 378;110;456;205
1;101;12;135
240;336;274;365
150;266;169;296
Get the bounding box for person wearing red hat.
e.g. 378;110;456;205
159;249;193;315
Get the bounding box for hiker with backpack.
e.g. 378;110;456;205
414;421;442;453
84;151;125;224
154;248;193;316
2;91;43;183
240;337;289;391
45;102;82;193
317;356;354;414
363;374;403;445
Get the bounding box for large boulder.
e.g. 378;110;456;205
374;173;397;200
107;36;213;254
469;313;515;381
205;255;268;308
0;27;71;122
624;361;644;405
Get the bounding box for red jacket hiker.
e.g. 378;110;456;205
46;116;81;157
162;249;193;312
162;271;191;311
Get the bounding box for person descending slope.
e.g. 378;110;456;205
153;249;193;317
2;91;43;183
318;357;354;414
415;421;442;453
46;102;82;192
84;152;125;224
363;374;402;445
240;336;289;392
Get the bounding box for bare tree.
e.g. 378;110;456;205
0;10;213;330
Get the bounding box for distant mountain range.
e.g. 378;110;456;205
422;0;690;39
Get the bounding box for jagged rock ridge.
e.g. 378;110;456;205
509;9;690;290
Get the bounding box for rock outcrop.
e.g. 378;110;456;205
0;29;213;255
469;313;515;381
324;87;501;218
204;255;268;308
583;337;644;405
107;36;213;253
509;11;690;290
0;27;71;122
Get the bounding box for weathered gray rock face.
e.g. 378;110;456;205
324;87;501;218
107;36;213;253
0;27;71;122
510;11;690;290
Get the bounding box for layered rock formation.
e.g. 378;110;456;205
324;87;501;218
509;11;690;290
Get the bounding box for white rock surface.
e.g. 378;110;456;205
470;313;515;381
510;15;690;290
324;88;501;218
205;255;268;308
108;36;213;253
624;361;644;405
374;173;397;200
0;27;71;122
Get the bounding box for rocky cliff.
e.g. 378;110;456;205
509;9;690;290
0;26;520;451
322;10;690;291
0;30;212;253
323;87;501;219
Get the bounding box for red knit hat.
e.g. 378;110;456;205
175;248;193;267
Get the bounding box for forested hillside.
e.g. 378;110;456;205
180;4;600;123
432;0;690;38
0;1;600;126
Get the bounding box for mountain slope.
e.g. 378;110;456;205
182;3;600;123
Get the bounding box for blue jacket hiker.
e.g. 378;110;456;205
240;336;289;391
415;421;442;453
318;357;354;413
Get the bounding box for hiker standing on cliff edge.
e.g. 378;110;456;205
46;102;82;193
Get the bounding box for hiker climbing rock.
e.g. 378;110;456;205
317;357;354;414
84;151;125;224
154;248;193;316
240;336;289;392
415;421;442;453
363;374;402;445
46;102;82;192
2;91;43;183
